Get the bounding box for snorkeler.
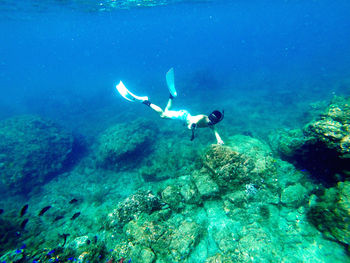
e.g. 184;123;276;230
116;68;224;145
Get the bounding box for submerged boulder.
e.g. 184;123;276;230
0;115;73;193
123;216;202;262
277;96;350;182
108;190;163;225
97;119;158;171
307;181;350;246
280;183;308;208
198;135;276;193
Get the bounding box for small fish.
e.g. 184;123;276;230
20;204;29;217
38;206;52;216
70;212;80;220
53;215;64;222
86;239;91;245
59;233;70;247
47;249;55;256
128;259;132;263
69;198;78;204
15;249;22;254
20;218;29;229
20;244;26;249
0;208;4;214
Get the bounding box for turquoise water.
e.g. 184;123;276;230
0;0;350;262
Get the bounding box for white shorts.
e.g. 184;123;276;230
163;109;191;122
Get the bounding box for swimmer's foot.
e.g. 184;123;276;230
142;100;151;107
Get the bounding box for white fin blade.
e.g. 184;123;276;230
116;81;148;102
166;68;177;97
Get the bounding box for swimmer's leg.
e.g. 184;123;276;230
164;96;173;112
143;99;179;120
143;100;164;116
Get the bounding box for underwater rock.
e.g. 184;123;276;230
180;181;201;205
130;246;155;263
161;185;184;211
280;183;308;208
109;190;162;225
276;96;350;181
160;177;201;209
0;115;73;193
202;144;251;190
307;181;350;246
205;254;234;263
97;119;158;171
277;129;308;158
227;135;274;175
125;217;170;249
211;223;239;255
192;168;219;199
168;221;202;262
122;211;202;262
200;135;276;193
139;135;201;182
67;235;89;250
235;223;282;262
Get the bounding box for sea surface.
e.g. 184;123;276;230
0;0;350;262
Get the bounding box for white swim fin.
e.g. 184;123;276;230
166;68;177;98
116;81;148;102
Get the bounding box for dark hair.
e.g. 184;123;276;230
208;110;224;125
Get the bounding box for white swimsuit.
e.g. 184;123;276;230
163;109;191;123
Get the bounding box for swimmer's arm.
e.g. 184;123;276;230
210;126;224;145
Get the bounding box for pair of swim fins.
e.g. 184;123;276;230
116;68;177;102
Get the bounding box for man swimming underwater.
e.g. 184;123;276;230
116;68;224;145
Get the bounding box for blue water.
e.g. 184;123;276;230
1;1;350;262
1;0;350;124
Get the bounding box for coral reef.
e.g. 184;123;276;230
0;115;73;193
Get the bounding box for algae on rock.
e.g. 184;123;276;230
97;119;158;171
307;181;350;246
109;190;163;225
199;135;277;193
0;115;73;193
276;96;350;181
